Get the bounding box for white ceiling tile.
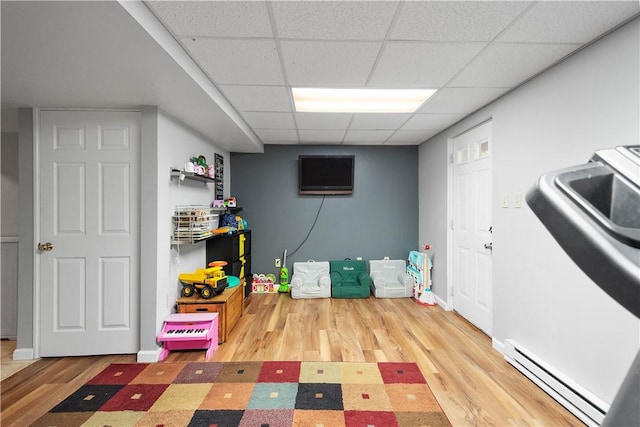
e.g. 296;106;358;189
344;129;395;144
265;140;300;145
402;113;465;131
369;42;486;87
295;113;353;130
499;1;640;43
299;129;346;144
219;85;292;112
350;113;411;130
241;112;295;129
419;87;510;114
281;40;382;86
391;1;531;42
450;43;580;88
254;129;299;144
386;130;439;144
147;1;273;38
183;38;284;85
271;1;399;40
384;140;423;146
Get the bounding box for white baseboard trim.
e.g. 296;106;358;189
13;347;35;360
503;339;607;426
137;348;162;363
435;294;451;310
492;338;505;355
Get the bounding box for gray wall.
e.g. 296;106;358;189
1;132;19;236
16;109;35;357
231;145;419;276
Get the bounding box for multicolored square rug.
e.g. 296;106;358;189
33;361;451;426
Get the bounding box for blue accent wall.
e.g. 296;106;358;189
231;145;419;277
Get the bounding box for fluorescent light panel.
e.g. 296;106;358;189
292;88;437;113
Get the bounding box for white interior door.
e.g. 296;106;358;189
38;110;140;357
452;121;493;335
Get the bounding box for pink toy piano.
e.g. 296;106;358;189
157;313;218;361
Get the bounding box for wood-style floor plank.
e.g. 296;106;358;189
0;294;584;426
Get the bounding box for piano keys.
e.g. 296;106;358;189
157;313;218;361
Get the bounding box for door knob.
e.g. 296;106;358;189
484;242;493;250
38;242;53;252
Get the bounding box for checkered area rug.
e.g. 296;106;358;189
33;361;451;427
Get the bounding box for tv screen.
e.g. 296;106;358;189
298;155;354;195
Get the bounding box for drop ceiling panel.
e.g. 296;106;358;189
386;130;439;144
369;42;486;87
401;113;466;131
384;139;423;146
254;129;299;144
498;1;640;43
4;1;638;149
281;40;382;86
219;85;292;112
146;1;273;38
391;1;531;42
184;38;284;85
419;87;510;114
0;1;261;152
350;113;412;130
294;113;353;130
241;112;295;129
344;129;395;144
271;1;399;40
450;42;581;88
299;129;347;144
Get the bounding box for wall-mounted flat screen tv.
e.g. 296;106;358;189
298;155;355;195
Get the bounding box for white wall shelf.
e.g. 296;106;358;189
170;169;220;185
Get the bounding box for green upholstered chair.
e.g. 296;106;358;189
330;259;371;298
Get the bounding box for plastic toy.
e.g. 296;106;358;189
278;249;289;293
188;155;216;178
251;273;276;293
408;245;436;306
179;261;229;299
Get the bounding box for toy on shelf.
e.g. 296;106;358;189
187;155;215;178
178;261;229;299
236;216;245;230
251;273;277;293
408;245;436;306
172;205;219;243
225;197;237;207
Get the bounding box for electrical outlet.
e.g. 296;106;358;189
514;193;523;208
502;194;509;208
275;258;281;268
383;256;390;260
166;293;172;309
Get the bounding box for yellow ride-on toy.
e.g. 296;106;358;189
179;261;229;299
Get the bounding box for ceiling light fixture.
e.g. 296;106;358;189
292;88;437;113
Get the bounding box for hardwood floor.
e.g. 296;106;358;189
0;340;37;381
1;294;583;426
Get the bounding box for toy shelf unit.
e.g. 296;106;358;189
170;168;220;186
172;205;225;245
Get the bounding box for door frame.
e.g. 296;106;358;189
31;107;141;358
446;117;493;323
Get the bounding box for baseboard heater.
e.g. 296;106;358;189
504;339;609;426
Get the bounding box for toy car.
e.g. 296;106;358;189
179;261;229;299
